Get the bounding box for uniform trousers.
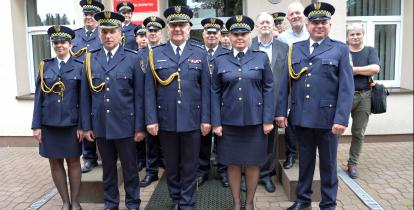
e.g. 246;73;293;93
159;130;200;210
295;126;338;210
96;137;140;209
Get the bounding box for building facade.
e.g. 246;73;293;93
0;0;412;142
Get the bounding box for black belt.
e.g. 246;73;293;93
354;87;371;94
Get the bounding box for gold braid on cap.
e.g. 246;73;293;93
203;23;221;29
229;23;251;31
39;61;65;97
83;4;102;12
146;22;163;28
51;32;72;40
166;13;190;22
148;48;182;96
308;10;331;18
85;53;105;92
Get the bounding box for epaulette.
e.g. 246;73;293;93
73;27;83;32
89;48;101;54
73;59;84;64
124;48;138;54
216;48;231;57
190;42;204;50
152;43;166;49
43;58;54;62
252;49;267;54
216;50;231;58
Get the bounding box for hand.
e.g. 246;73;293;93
263;123;274;135
213;126;223;137
33;129;42;143
200;123;211;136
83;130;95;142
147;123;159;136
134;132;145;142
331;124;346;135
77;129;84;142
275;117;287;128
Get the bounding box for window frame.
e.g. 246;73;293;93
346;0;404;88
24;0;79;93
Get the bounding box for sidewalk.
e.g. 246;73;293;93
0;141;412;210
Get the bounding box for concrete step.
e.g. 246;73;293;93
79;162;123;203
279;159;321;202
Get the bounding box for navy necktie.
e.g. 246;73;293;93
86;30;92;37
107;51;112;64
237;52;244;60
59;61;65;70
208;49;214;60
311;42;319;54
176;47;181;62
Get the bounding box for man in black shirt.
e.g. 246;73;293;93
347;23;380;179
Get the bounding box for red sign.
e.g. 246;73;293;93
113;0;158;13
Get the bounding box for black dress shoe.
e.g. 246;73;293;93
197;175;208;187
347;164;359;179
240;175;247;192
283;156;296;169
81;161;97;173
221;176;229;188
170;203;180;210
140;175;159;187
261;179;276;193
286;202;311;210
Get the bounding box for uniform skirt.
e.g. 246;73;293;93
216;125;267;166
39;125;82;158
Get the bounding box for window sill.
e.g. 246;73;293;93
15;93;34;100
388;88;413;95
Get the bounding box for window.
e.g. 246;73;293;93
26;0;77;93
168;0;244;41
346;0;403;87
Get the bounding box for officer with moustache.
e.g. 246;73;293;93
80;11;144;210
145;6;211;210
72;0;105;173
276;2;354;210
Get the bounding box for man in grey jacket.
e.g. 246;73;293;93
250;12;289;193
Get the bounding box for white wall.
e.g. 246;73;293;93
0;0;33;136
344;94;414;135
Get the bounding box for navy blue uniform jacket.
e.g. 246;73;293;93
80;46;145;139
211;49;274;126
145;41;211;132
276;38;354;129
32;57;83;128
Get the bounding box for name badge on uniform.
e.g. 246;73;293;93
156;59;167;62
188;59;201;64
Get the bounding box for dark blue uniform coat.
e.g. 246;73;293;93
72;27;102;61
122;23;138;50
276;37;354;209
32;57;83;129
211;49;275;127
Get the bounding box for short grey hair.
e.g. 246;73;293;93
346;23;365;35
256;12;274;23
287;2;304;15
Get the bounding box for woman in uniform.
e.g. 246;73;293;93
211;16;274;210
31;25;84;210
